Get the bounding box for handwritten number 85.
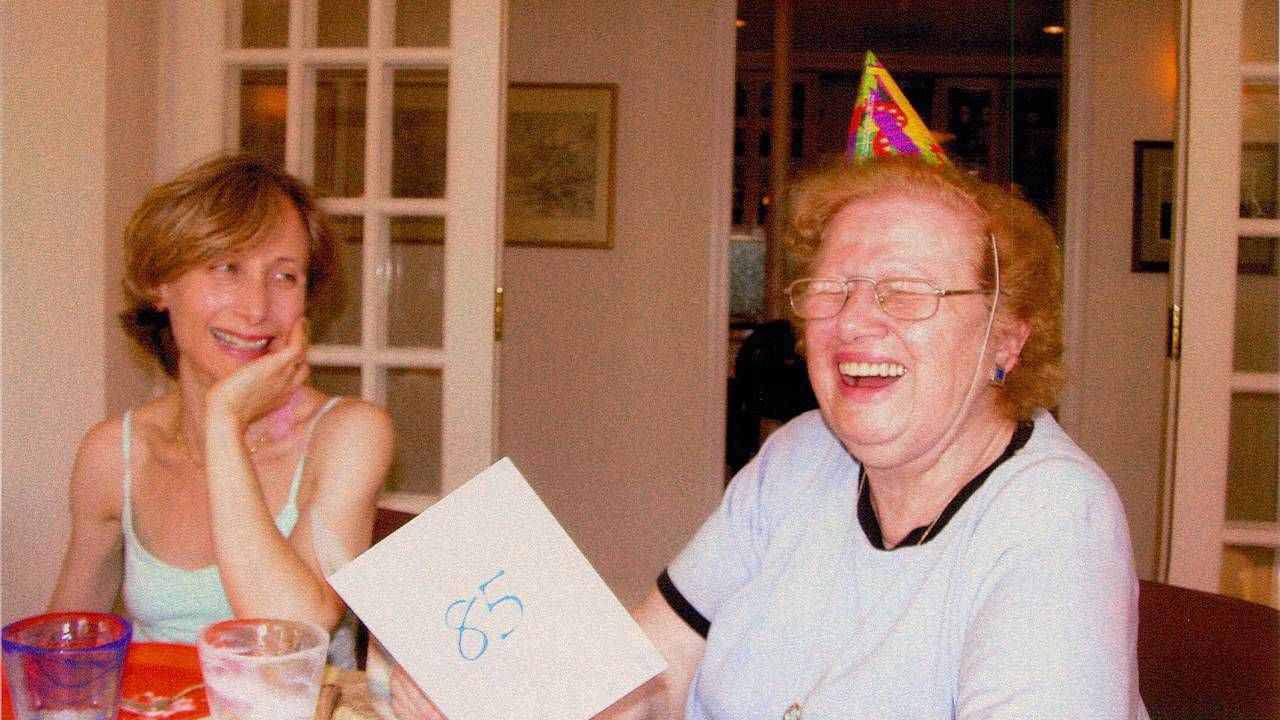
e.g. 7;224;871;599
444;569;524;661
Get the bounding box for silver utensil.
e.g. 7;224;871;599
120;682;204;716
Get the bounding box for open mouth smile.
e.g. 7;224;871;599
211;328;271;352
838;361;905;388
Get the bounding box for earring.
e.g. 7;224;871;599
990;366;1007;387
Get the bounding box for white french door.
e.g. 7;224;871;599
157;0;507;512
1162;0;1278;606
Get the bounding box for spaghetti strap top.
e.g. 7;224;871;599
121;397;343;643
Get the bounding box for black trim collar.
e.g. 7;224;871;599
658;569;710;638
857;421;1033;550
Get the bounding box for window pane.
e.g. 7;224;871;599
309;365;362;398
387;218;444;348
1234;235;1278;372
1242;0;1278;63
395;0;450;47
239;68;287;168
315;68;367;198
236;0;289;49
318;0;368;47
314;216;362;346
1225;393;1278;523
730;233;765;322
392;70;448;198
386;368;442;495
1241;85;1278;221
1221;545;1276;608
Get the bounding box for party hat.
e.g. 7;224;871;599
847;51;948;164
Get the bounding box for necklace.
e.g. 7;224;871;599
859;466;946;548
781;468;944;720
174;423;268;467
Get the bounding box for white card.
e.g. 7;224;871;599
328;458;667;720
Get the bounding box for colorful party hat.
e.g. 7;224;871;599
847;51;948;164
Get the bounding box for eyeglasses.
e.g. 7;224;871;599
786;276;995;321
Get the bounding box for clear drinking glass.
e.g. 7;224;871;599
1;612;132;720
196;618;329;720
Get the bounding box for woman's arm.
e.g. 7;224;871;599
387;586;708;720
955;465;1144;719
203;319;394;630
595;587;707;719
208;399;392;630
47;419;126;612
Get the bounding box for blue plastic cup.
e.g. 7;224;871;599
2;612;131;720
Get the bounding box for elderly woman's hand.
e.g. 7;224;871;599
389;663;446;720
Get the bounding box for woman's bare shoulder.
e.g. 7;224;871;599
76;415;124;469
305;394;394;490
314;394;393;440
78;395;176;475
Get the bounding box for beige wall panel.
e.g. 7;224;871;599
501;0;729;606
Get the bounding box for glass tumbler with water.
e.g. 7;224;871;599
196;618;329;720
1;612;132;720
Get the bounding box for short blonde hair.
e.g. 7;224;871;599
120;154;337;377
787;156;1062;421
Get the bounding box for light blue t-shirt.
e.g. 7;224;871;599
667;409;1149;720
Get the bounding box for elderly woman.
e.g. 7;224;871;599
47;154;394;648
389;153;1148;720
612;155;1147;719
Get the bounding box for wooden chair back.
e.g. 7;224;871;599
353;507;419;669
373;507;417;544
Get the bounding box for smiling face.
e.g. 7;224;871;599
803;191;1022;472
155;207;309;386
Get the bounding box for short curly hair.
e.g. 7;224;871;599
120;154;337;377
786;156;1063;422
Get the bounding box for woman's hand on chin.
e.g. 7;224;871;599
389;663;447;720
206;317;310;429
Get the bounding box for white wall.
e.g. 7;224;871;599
2;2;111;621
104;2;162;412
1069;0;1179;579
1;0;157;622
500;0;732;606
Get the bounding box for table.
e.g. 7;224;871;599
1;643;384;720
317;665;383;720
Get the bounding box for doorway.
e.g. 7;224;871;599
725;1;1067;473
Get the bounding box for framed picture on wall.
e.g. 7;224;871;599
1132;140;1175;272
505;83;617;248
932;78;997;179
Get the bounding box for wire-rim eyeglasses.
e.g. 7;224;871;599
786;276;995;321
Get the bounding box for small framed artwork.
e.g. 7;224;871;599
505;83;617;248
932;78;997;178
1132;141;1175;272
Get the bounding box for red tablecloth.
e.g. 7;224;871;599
2;642;208;720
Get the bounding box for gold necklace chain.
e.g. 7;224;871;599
783;468;945;720
174;423;268;467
